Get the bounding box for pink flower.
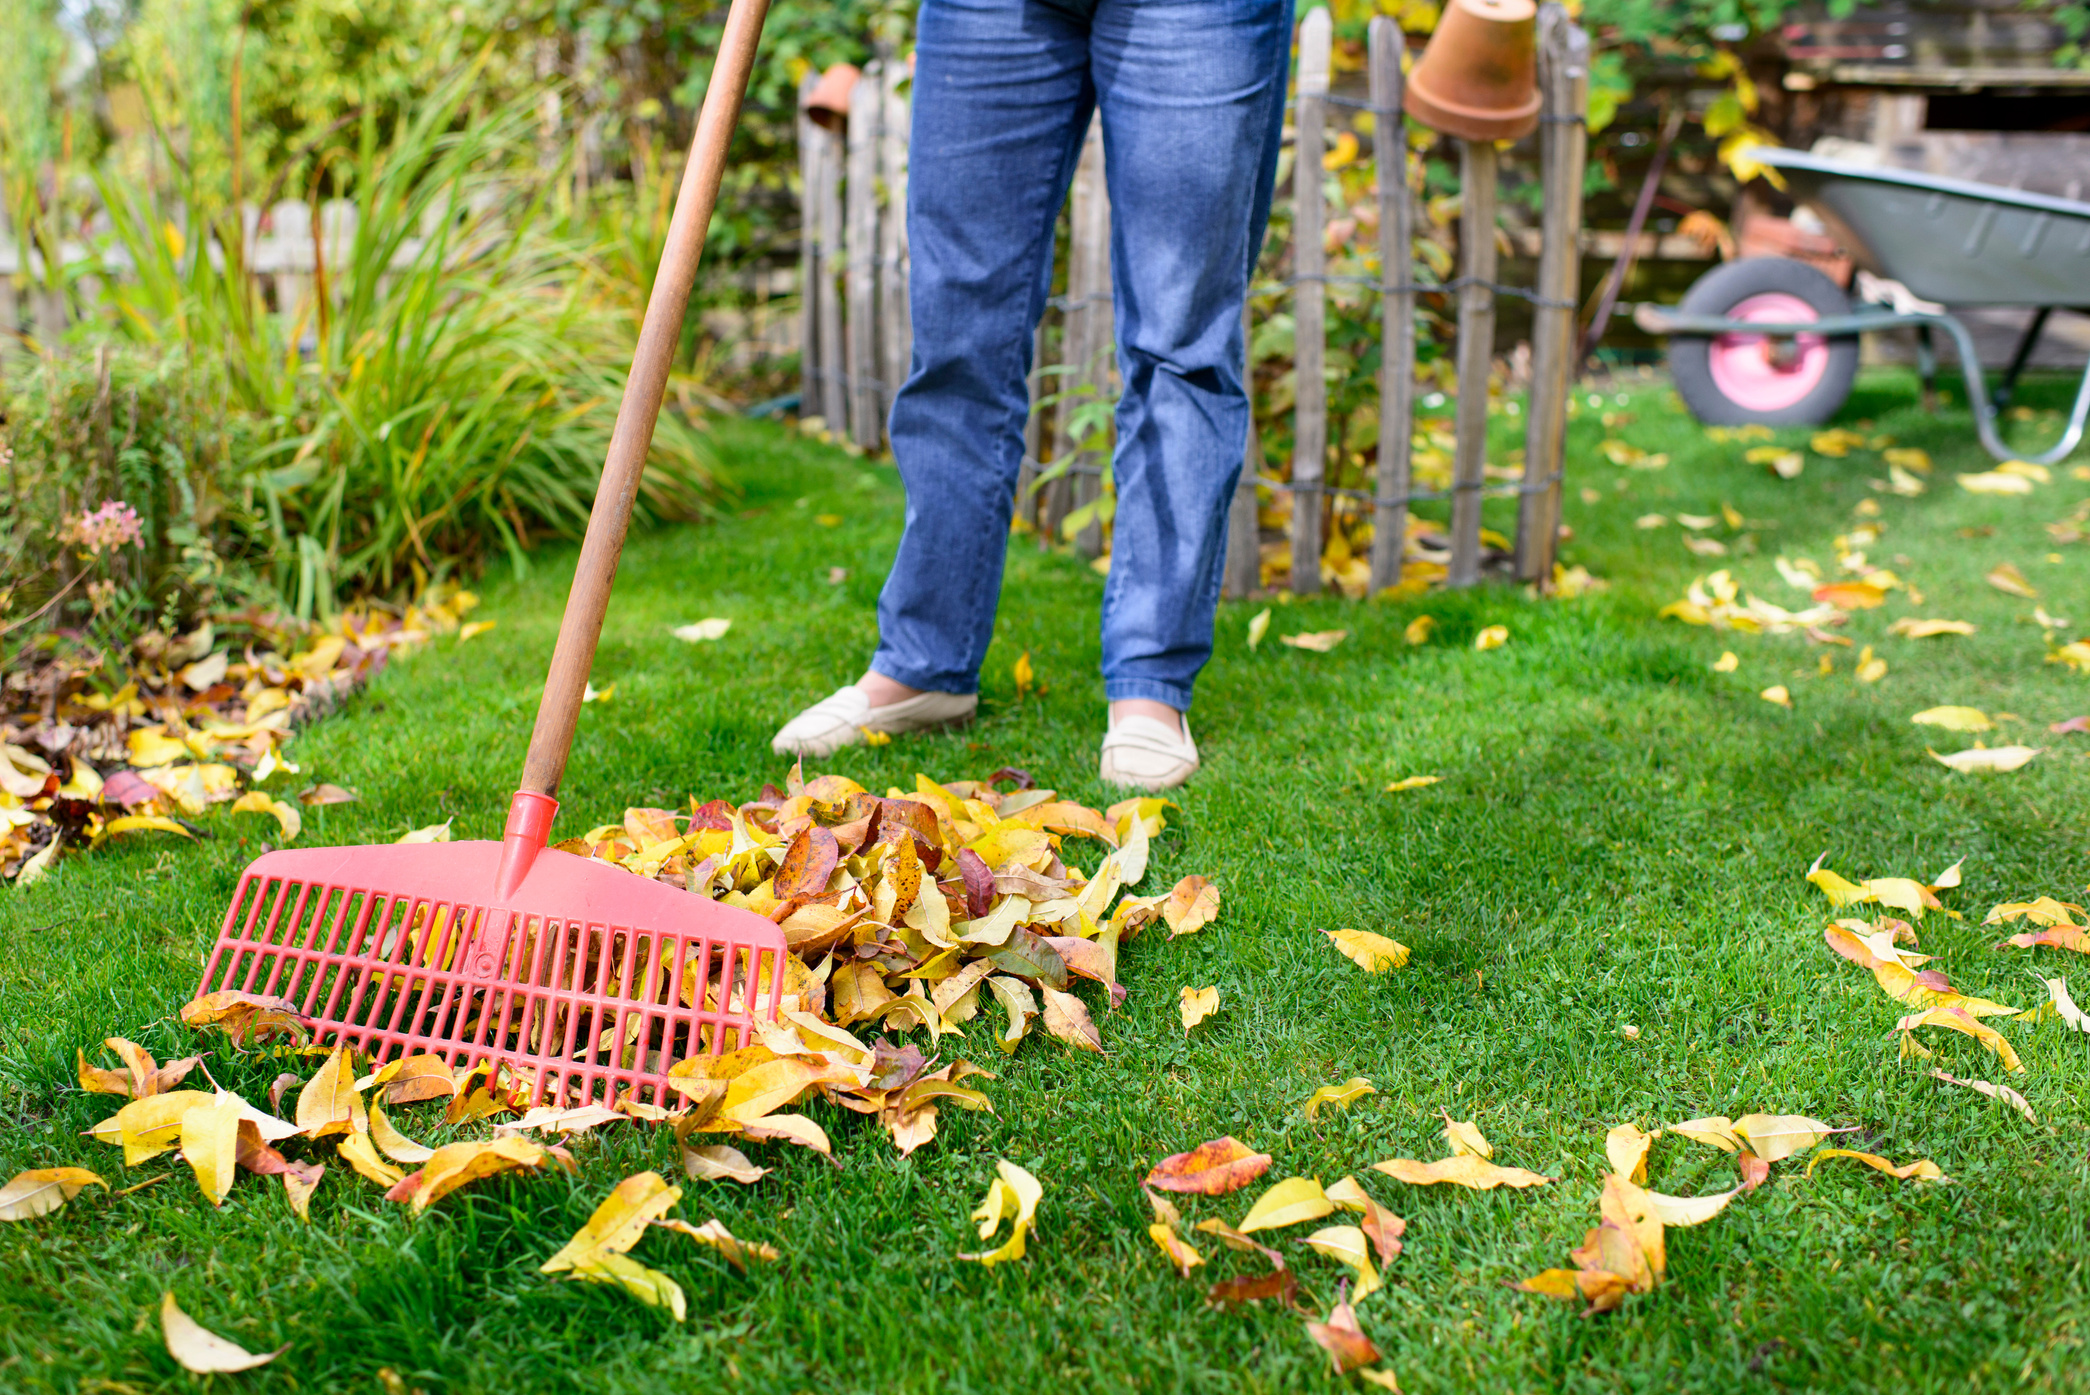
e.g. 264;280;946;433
58;500;144;555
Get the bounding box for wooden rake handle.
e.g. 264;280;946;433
518;0;774;800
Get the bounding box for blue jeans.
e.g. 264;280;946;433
869;0;1293;712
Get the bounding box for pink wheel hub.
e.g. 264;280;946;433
1706;292;1830;413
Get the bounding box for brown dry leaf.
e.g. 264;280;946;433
1321;928;1411;972
365;1054;458;1106
958;1160;1042;1265
297;782;359;806
1995;925;2090;955
1806;1149;1947;1182
1237;1176;1336;1233
281;1163;323;1220
79;1039;199;1099
1192;1216;1286;1268
773;825;841;900
1303;1078;1377;1121
1178;985;1220;1033
1040;987;1103;1054
1606;1124;1658;1183
295;1046;367;1138
1986;561;2038;598
1304;1297;1381;1373
681;1143;768;1185
1207;1268;1299;1308
1371;1155;1552;1190
161;1292;282;1373
178;989;309;1045
1928;1069;2037;1123
384;1137;553;1212
0;1167;105;1221
1897;1007;2026;1073
544;1171;683;1274
1161;875;1221;936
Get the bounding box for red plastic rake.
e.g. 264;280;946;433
195;0;787;1110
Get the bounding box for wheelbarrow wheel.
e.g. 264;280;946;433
1669;256;1859;427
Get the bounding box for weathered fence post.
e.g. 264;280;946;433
1516;4;1589;582
813;95;848;434
1447;137;1497;587
878;60;913;433
845;63;884;449
1222;299;1261;596
1020;318;1047;531
1367;15;1415;593
797;72;826;426
1289;4;1331;596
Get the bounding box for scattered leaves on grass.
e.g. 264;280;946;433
1145;1137;1272;1196
1302;1078;1376;1120
161;1292;282;1373
1806;854;1959;919
1321;929;1410;972
1281;630;1348;652
1179;986;1220;1033
76;1039;198;1098
1806;1149;1946;1182
959;1160;1042;1265
0;1168;105;1221
1928;1069;2037;1123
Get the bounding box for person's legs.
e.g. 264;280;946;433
868;0;1100;697
1090;0;1292;721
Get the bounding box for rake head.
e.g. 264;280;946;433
197;793;789;1108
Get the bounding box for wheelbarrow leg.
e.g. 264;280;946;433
1914;323;1937;413
1991;306;2051;412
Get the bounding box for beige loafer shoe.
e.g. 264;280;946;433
771;685;977;759
1099;713;1199;791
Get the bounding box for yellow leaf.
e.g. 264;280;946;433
1148;1221;1205;1276
1605;1124;1656;1183
1178;985;1220;1033
1911;706;1991;733
458;619;497;642
671;618;732;642
1302;1078;1376;1121
1305;1224;1381;1299
1041;986;1104;1053
1247;608;1272;649
161;1292;280;1373
571;1251;687;1321
1897;1006;2025;1073
1371;1155;1552;1190
1806;1149;1946;1182
1384;775;1440;792
1731;1113;1840;1162
1666;1116;1741;1153
543;1171;683;1273
1161;875;1221;936
959;1160;1042;1264
295;1046;366;1138
1929;745;2042;773
1644;1186;1738;1226
1760;685;1792;709
1958;470;2036;495
101;814;192;839
179;1094;244;1206
1013;649;1034;698
1984;896;2084;928
1712;651;1738;672
1280;630;1348;652
369;1105;434;1164
1473;624;1509;651
1889;618;1975;638
331;1131;402;1188
1321;928;1410;972
1237;1175;1336;1232
1985;562;2039;598
126;728;191;767
398;818;454;843
229;791;301;841
681;1144;768;1184
1438;1113;1493;1159
386;1137;552;1212
97;1090;214;1165
1927;1068;2037;1123
282;1164;323;1220
1403;615;1436;645
0;1167;105;1221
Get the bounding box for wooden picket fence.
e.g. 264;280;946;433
798;6;1590;594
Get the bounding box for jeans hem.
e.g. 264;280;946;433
868;655;980;698
1103;678;1194;711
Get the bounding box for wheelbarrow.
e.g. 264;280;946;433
1633;147;2090;466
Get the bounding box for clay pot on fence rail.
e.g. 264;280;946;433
802;63;862;131
1404;0;1541;143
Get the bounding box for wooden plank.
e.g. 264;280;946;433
814;112;848;434
1516;8;1590;582
1366;15;1414;594
1447;138;1496;588
877;61;913;440
1222;299;1260;596
1290;4;1332;596
1064;114;1112;558
798;73;825;427
844;62;884;450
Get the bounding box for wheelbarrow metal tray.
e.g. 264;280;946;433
1757;147;2090;308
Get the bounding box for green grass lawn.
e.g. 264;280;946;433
4;370;2088;1394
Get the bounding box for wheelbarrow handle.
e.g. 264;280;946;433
518;0;774;803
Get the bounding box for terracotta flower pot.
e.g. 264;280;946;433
801;63;862;132
1404;0;1541;143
